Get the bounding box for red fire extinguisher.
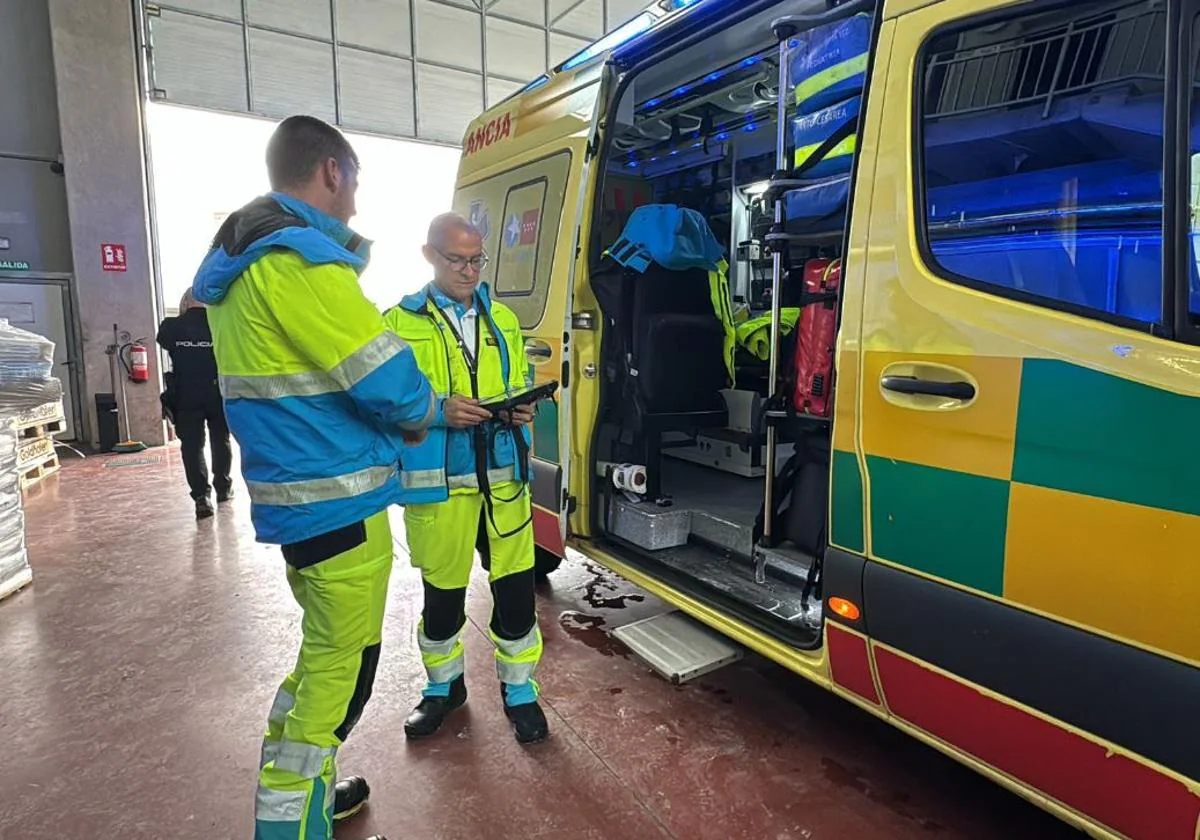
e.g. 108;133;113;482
130;341;150;383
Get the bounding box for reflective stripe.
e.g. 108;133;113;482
268;688;295;726
261;740;280;770
256;787;308;823
274;739;336;780
794;135;856;169
794;53;867;107
247;465;396;507
400;390;437;432
221;371;338;401
402;467;446;490
331;332;407;390
447;466;518;491
491;625;543;685
419;622;466;685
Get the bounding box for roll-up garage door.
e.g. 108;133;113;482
143;0;653;145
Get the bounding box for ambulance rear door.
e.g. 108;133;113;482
452;63;605;560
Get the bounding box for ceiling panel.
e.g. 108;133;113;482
162;0;243;18
485;17;546;81
552;0;604;39
607;0;648;28
337;0;412;55
339;49;416;137
246;0;332;39
415;1;482;72
151;11;249;113
249;30;336;122
489;0;545;26
417;63;483;143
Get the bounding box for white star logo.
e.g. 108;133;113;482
505;214;522;247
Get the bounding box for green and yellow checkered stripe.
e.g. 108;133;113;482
832;353;1200;664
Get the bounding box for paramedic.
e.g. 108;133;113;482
191;115;436;840
384;213;548;745
156;288;232;520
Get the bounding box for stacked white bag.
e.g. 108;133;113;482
0;319;63;602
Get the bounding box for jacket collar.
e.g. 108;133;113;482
269;192;373;264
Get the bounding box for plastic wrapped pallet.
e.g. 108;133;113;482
0;319;61;602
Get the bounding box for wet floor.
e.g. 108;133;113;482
0;450;1081;839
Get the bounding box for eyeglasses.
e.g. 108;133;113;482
437;249;490;271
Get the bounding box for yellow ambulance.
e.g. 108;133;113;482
451;0;1200;836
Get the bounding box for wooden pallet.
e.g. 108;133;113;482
17;435;54;467
19;450;60;491
12;400;66;441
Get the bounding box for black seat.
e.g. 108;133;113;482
594;261;729;499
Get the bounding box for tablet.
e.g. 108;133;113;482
478;381;559;415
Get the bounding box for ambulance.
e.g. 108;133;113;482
451;0;1200;836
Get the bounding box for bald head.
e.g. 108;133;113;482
427;213;480;250
423;212;487;303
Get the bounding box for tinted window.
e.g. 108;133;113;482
920;0;1166;325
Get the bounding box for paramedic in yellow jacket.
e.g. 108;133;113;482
192;116;436;840
384;213;548;745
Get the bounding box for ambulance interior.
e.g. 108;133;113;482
586;0;1164;644
588;0;858;647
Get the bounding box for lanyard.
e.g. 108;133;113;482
429;291;481;376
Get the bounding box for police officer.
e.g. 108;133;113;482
385;213;548;745
191;115;436;840
156;289;232;519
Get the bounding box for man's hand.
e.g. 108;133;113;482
401;428;427;445
503;404;536;427
443;395;492;428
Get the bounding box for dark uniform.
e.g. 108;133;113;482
156;307;233;513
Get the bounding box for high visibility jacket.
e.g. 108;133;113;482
191;192;436;545
383;282;531;503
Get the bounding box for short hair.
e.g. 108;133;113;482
265;115;359;190
427;213;481;249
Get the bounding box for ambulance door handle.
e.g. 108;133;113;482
881;375;975;401
524;338;553;366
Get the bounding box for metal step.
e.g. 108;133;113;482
611;610;744;684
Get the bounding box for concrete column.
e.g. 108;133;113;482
47;0;165;448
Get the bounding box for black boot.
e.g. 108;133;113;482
333;775;371;822
216;488;234;504
195;497;215;520
403;676;467;739
502;687;549;745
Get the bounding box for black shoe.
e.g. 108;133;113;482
195;498;215;520
216;488;234;504
403;676;467;739
504;700;549;745
333;775;370;822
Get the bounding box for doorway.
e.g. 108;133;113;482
0;275;83;441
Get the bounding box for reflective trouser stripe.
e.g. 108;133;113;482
246;465;396;506
491;624;543;686
255;775;333;840
261;686;298;769
418;620;466;684
794;53;867;108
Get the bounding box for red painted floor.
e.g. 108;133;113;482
0;449;1081;839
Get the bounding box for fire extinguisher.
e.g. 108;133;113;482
129;341;150;383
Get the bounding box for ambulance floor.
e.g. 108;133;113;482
0;449;1081;840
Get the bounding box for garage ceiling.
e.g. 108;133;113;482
145;0;652;145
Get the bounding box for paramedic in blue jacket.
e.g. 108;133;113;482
191;115;435;840
384;214;548;745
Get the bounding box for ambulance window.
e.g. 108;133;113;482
918;0;1166;328
452;151;573;331
495;179;548;296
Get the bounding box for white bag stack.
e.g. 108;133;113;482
0;319;63;602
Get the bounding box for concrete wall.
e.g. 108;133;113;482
47;0;165;447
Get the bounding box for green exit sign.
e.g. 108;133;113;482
0;260;30;271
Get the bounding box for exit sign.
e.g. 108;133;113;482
0;260;30;271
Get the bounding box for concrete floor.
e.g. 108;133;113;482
0;449;1081;840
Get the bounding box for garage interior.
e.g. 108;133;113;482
0;0;1084;837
